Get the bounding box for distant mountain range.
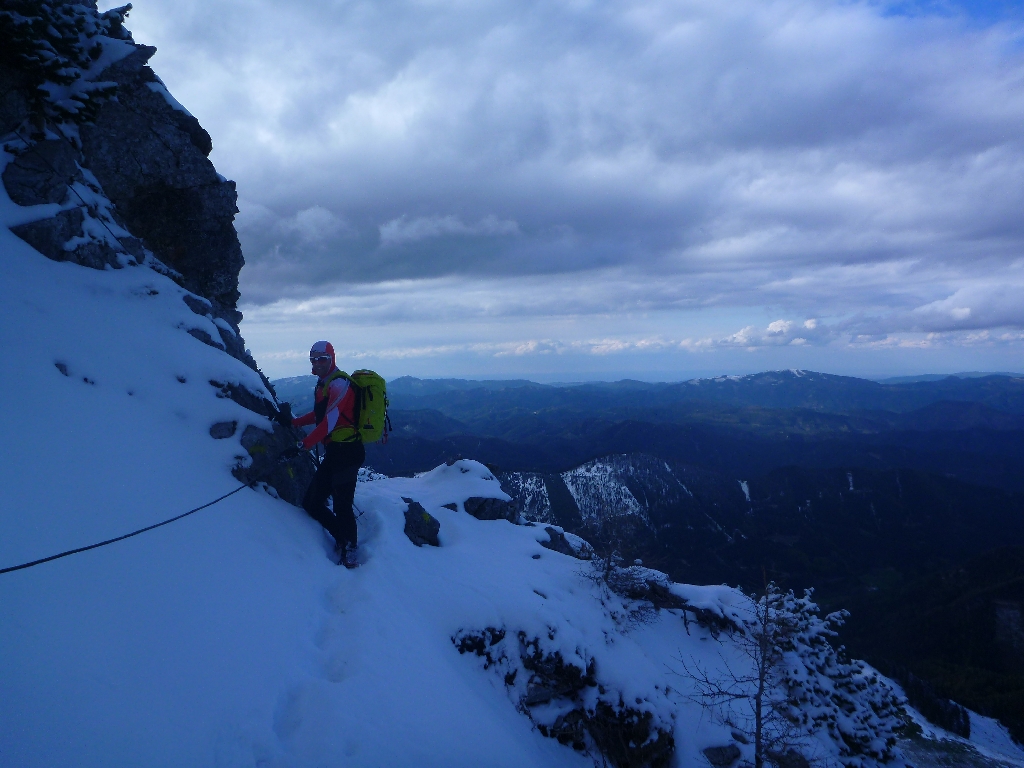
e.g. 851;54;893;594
277;369;1024;417
274;370;1024;492
876;371;1024;384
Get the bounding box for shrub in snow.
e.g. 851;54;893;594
680;583;907;768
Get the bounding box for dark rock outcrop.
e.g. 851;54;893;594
454;627;675;768
540;526;592;560
453;627;506;667
79;45;242;310
2;25;261;372
234;425;316;507
463;496;517;522
702;745;741;767
10;206;143;268
584;702;675;768
521;636;673;768
187;327;225;351
2;138;80;205
403;499;440;547
520;638;596;706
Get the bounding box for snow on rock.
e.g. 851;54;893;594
969;712;1024;765
501;471;552;522
562;458;649;524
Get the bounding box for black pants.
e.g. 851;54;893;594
302;441;365;549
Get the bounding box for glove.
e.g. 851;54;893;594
275;402;293;427
279;444;301;461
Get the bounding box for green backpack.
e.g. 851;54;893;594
347;369;392;444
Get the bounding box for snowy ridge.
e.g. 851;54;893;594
500;471;552;522
561;458;649;524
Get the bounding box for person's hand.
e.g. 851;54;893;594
280;441;308;461
276;402;293;427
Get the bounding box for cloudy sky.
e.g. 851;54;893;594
118;0;1024;380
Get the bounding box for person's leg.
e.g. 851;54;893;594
302;452;342;542
330;442;365;549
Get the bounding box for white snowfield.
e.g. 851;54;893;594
4;149;1023;768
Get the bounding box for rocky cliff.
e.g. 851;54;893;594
1;0;309;500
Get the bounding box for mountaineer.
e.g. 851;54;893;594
292;340;365;568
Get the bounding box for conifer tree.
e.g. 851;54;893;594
680;581;906;767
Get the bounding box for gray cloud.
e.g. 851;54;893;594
120;0;1024;373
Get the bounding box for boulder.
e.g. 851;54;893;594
234;424;316;507
209;421;237;439
403;499;440;547
463;496;517;522
703;745;741;767
540;526;593;560
9;207;144;269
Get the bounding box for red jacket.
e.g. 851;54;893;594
292;369;357;449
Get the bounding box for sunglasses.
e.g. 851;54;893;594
310;356;331;364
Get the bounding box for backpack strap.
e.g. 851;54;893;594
325;370;364;443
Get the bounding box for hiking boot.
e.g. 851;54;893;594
337;543;359;569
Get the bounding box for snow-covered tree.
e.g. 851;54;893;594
680;582;906;767
0;0;131;125
775;589;905;767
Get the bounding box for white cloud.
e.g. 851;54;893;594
280;206;354;245
378;214;519;247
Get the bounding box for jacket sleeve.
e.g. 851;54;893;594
292;411;316;428
301;378;352;449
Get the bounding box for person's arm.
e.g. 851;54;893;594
299;378;353;449
292;411;316;428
